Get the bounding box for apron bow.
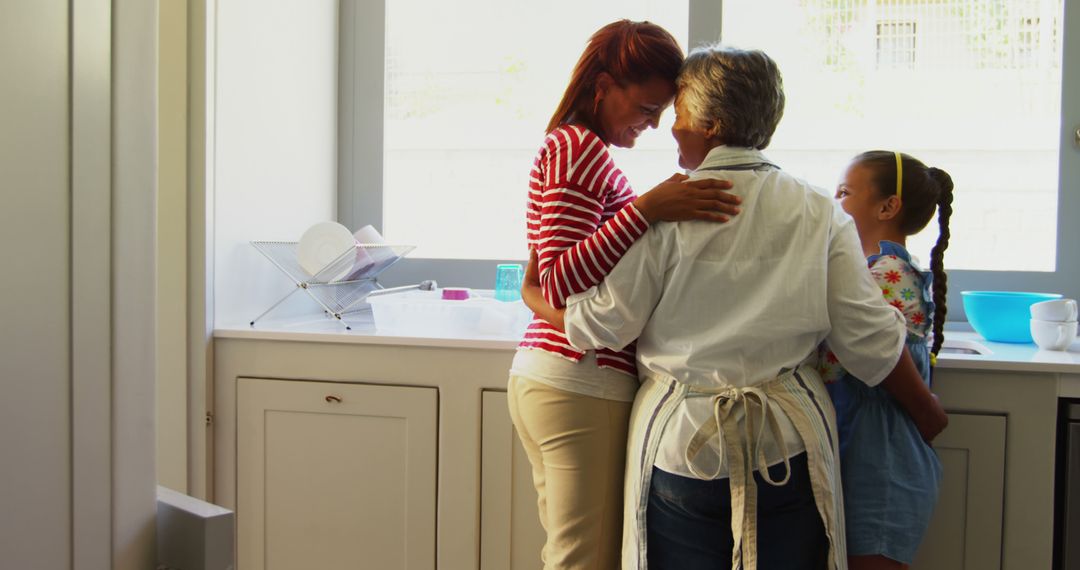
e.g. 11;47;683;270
683;380;794;570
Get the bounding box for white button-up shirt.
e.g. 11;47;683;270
563;146;906;478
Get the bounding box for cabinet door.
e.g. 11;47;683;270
913;413;1006;570
480;391;546;570
237;378;437;570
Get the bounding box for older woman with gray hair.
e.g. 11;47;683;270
522;44;946;570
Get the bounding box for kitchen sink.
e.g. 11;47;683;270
939;338;993;356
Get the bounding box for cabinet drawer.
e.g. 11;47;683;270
238;378;437;570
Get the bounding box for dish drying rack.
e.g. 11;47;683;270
249;240;429;330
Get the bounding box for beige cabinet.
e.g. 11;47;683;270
237;378;438;570
480;391;547;570
214;339;1060;570
914;413;1007;570
480;392;1010;570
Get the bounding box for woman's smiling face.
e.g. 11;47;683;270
595;75;676;148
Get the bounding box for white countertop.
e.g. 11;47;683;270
216;315;1080;374
933;330;1080;373
215;312;523;351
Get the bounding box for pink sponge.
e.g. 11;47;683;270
441;288;471;301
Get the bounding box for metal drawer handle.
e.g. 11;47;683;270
325;395;342;403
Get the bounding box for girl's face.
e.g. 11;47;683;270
835;162;891;236
595;75;675;149
670;94;714;170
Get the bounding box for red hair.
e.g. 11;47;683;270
546;20;684;137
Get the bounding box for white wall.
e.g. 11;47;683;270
213;0;339;326
1;1;158;569
0;3;72;567
188;0;215;500
112;0;159;567
158;0;190;494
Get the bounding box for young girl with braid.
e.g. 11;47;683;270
819;150;954;570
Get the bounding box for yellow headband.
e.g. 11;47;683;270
894;151;903;200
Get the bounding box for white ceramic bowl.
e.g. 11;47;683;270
1030;298;1078;322
1030;318;1078;351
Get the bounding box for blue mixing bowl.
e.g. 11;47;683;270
962;291;1062;343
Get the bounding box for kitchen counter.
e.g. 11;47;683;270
216;312;521;350
215;319;1080;373
934;330;1080;373
213;319;1074;570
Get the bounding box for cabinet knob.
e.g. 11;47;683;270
1075;126;1080;148
325;395;342;403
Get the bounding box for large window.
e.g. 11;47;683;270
722;0;1064;272
382;0;687;260
342;0;1079;310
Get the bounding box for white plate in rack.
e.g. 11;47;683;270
296;221;356;281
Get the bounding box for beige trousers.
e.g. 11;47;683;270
507;375;633;570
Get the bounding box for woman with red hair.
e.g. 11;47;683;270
507;20;740;569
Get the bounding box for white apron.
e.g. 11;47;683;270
621;365;848;570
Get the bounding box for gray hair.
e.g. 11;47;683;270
676;45;785;150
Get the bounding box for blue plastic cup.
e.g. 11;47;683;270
494;264;524;302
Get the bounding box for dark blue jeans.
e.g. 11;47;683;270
646;452;827;570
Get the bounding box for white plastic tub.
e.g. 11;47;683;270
367;289;532;339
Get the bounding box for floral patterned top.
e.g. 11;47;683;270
819;241;934;383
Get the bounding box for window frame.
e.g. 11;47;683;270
338;0;1080;321
875;20;917;70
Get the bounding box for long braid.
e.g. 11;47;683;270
852;151;954;361
927;167;954;357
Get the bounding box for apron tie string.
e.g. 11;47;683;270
683;381;793;570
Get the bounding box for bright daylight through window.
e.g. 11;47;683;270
383;0;1064;271
382;0;687;260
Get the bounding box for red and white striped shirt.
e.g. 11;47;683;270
518;124;650;376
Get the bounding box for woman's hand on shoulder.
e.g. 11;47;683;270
633;173;741;224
